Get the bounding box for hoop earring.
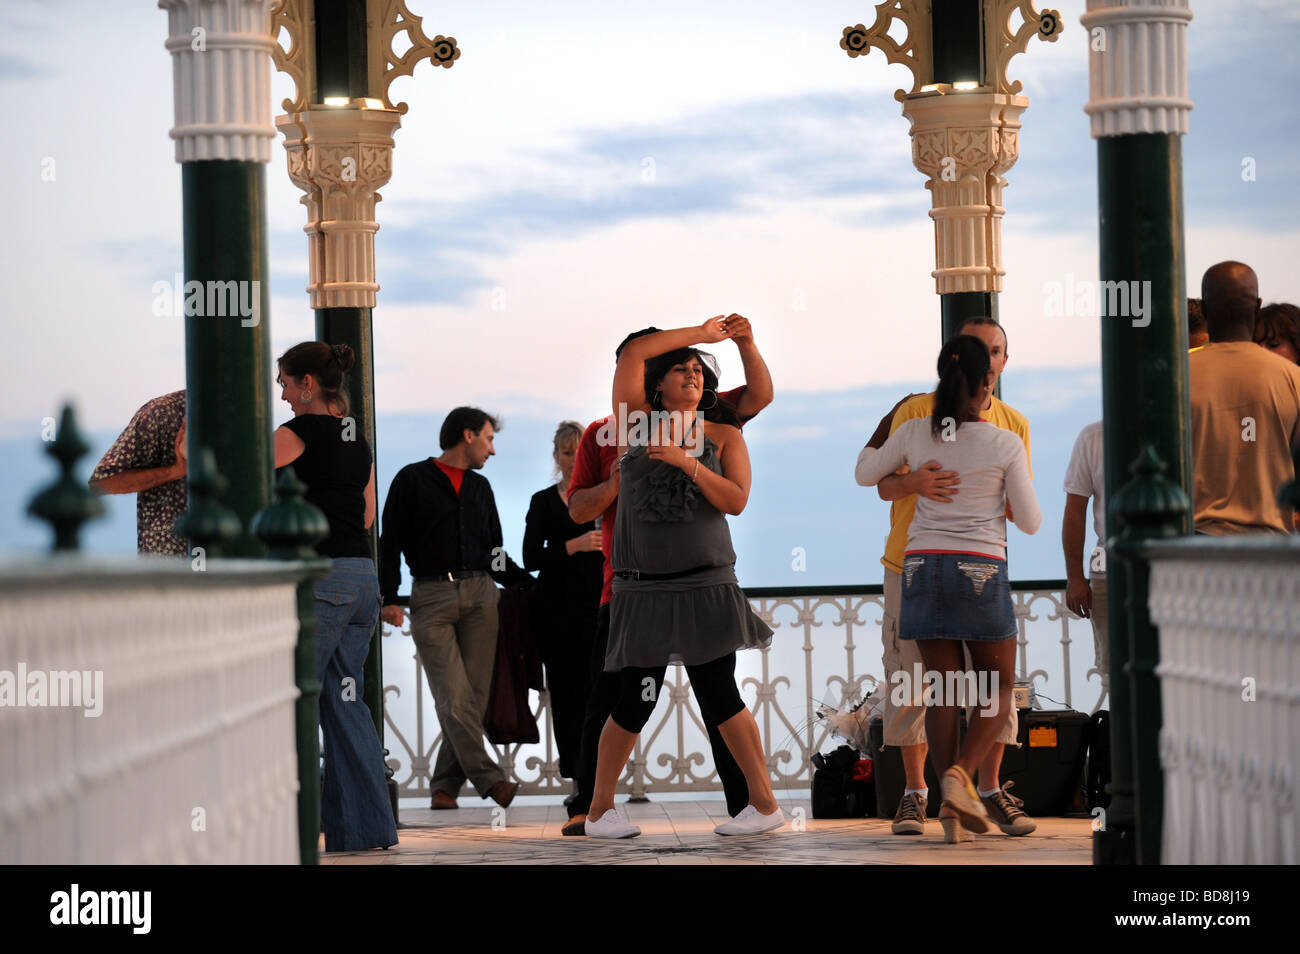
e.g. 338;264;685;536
699;388;718;410
302;390;312;404
652;390;662;409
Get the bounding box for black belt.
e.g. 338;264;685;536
415;570;490;582
614;565;713;581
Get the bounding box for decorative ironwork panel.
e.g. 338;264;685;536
382;584;1096;799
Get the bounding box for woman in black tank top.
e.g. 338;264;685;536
273;341;396;852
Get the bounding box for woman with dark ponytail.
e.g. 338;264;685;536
273;341;396;852
854;334;1041;843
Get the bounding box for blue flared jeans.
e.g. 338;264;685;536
314;558;398;852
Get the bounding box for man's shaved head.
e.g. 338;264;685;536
1202;261;1261;342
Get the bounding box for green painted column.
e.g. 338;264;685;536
941;292;999;345
941;295;1002;400
1082;0;1194;866
1097;134;1194;866
162;0;279;557
930;0;982;86
181;162;273;556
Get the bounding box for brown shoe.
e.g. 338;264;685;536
488;780;518;808
561;815;587;837
431;790;458;810
891;791;926;835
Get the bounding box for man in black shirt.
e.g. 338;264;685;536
379;407;531;809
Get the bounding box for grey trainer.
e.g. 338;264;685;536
980;781;1037;835
892;791;927;835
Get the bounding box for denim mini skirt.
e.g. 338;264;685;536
898;551;1016;641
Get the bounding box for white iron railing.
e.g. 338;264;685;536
0;558;304;864
1148;538;1300;865
381;581;1101;799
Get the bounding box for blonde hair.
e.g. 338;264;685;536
553;420;583;478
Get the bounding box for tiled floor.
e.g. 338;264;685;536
321;799;1093;865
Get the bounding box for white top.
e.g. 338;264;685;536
1063;420;1106;574
855;417;1041;559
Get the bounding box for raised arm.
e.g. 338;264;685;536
724;316;773;419
612;316;729;417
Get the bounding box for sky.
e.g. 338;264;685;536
3;0;1299;590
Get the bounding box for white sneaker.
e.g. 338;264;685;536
584;809;641;839
714;805;785;836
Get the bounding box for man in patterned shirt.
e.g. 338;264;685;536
89;390;188;556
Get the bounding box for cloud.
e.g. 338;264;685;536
0;53;45;80
370;90;930;306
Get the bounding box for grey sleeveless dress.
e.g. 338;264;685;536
604;433;773;671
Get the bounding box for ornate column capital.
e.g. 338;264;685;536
1081;0;1194;137
901;91;1029;295
841;0;1062;101
276;105;402;309
160;0;279;162
271;0;460;115
270;1;458;309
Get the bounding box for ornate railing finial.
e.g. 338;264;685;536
27;404;105;553
251;466;329;560
174;446;242;556
1111;444;1191;539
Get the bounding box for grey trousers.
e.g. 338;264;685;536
410;576;505;797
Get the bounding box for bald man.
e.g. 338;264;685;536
1189;261;1300;534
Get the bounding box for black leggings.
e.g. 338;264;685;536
610;652;746;734
572;607;749;817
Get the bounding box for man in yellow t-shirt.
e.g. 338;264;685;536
860;317;1035;837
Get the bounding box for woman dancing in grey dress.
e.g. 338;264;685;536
585;315;783;839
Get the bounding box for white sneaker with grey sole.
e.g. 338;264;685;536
584;809;641;839
714;805;785;835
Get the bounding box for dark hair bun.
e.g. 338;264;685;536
330;344;355;374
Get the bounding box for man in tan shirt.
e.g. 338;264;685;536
1190;261;1300;534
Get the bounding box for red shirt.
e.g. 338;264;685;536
434;460;466;495
566;386;752;605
